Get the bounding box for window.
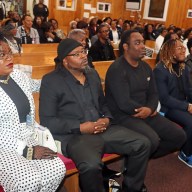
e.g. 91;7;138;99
126;0;142;11
143;0;169;21
97;2;111;13
57;0;76;11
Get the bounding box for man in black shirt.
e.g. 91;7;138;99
105;30;186;161
40;38;151;192
88;23;116;61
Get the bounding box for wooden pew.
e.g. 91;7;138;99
143;58;156;69
22;43;58;53
93;60;114;80
13;53;56;66
145;40;155;49
32;65;55;79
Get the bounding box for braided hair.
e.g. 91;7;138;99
160;39;185;73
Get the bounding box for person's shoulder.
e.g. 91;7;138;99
17;26;22;31
12;68;29;81
86;67;100;77
140;60;154;71
110;56;124;67
106;57;123;74
42;70;59;80
31;27;38;32
153;61;167;74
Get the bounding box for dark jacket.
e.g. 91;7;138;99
40;67;112;155
153;62;192;113
105;56;158;121
109;28;121;42
33;4;49;22
88;39;116;61
186;54;192;86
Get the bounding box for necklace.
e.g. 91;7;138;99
0;75;10;84
172;68;182;77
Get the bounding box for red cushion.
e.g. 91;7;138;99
0;186;4;192
57;153;76;170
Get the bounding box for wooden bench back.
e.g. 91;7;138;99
93;60;114;80
145;40;156;49
13;53;56;66
22;43;58;53
143;58;156;69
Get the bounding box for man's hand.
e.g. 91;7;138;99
80;118;110;134
132;107;152;119
94;118;110;134
80;122;97;134
150;110;157;117
33;145;57;160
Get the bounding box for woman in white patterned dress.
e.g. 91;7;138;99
0;33;66;192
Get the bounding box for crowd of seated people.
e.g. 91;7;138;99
1;8;192;192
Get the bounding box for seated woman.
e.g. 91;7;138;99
0;33;66;191
1;23;22;54
154;39;192;168
32;16;44;43
40;21;61;43
49;18;66;40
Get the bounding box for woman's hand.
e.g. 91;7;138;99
33;145;57;160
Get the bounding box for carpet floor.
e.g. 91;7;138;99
109;152;192;192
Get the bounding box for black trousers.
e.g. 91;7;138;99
118;113;186;159
66;125;151;192
166;109;192;156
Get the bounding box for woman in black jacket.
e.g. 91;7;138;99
154;39;192;168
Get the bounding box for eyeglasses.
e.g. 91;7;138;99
67;49;88;58
100;30;109;33
0;51;13;60
175;46;186;51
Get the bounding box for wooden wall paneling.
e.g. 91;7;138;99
48;0;191;30
183;0;192;29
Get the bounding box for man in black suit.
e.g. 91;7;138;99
39;38;151;192
88;23;116;61
105;30;186;159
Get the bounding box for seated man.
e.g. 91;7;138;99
39;38;151;192
88;23;116;61
105;30;186;159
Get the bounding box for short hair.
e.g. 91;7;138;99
68;29;85;39
48;18;58;25
76;20;88;29
119;29;139;56
41;22;52;32
134;27;144;35
97;23;109;33
21;14;31;22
